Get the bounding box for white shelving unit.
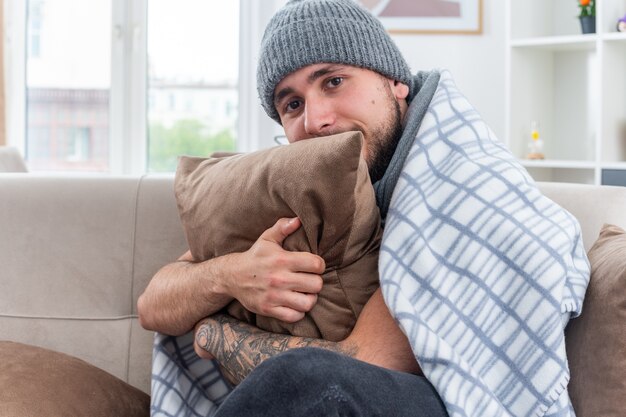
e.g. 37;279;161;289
505;0;626;185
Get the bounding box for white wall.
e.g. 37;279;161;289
391;0;506;139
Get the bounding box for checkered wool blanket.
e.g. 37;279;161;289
379;70;590;416
150;70;590;417
151;332;231;416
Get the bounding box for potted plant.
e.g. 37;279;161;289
578;0;596;34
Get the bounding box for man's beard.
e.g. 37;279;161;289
366;98;403;184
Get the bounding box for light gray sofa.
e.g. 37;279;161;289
0;147;28;172
1;174;625;415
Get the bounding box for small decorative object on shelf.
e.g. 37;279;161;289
527;121;545;160
617;14;626;32
578;0;596;34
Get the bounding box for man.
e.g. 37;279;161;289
140;0;448;415
140;0;587;416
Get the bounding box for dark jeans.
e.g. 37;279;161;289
214;347;448;417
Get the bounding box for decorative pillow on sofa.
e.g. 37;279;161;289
175;131;382;342
0;341;149;417
566;224;626;417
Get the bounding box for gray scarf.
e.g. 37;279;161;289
373;70;441;226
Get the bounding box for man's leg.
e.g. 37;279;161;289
214;347;448;417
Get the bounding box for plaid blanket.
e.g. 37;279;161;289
150;332;230;416
379;70;590;416
150;70;590;417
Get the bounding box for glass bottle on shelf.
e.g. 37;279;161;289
527;121;545;160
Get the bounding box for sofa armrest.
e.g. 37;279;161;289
0;146;28;172
0;174;187;393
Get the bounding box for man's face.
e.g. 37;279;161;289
273;64;409;182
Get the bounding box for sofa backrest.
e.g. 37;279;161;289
538;182;626;251
0;174;187;394
1;174;625;396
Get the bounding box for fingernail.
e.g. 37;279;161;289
287;218;296;225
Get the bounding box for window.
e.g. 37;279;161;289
147;0;239;172
25;0;111;172
27;0;43;58
11;0;242;173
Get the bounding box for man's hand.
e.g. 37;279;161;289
223;217;325;322
138;217;325;335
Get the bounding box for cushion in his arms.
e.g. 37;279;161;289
174;131;381;341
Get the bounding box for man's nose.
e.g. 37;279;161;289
303;99;335;137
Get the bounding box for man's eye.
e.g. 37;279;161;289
286;100;301;112
327;77;343;87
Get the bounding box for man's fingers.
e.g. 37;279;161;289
256;218;326;275
278;292;318;314
269;251;324;276
289;252;326;275
277;272;323;294
259;217;301;245
266;306;306;323
259;289;317;320
194;344;215;360
194;321;215;360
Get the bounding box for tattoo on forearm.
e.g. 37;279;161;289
195;314;358;385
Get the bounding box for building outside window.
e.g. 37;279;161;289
25;0;111;171
27;88;108;170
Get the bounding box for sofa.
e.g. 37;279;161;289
1;174;625;416
0;147;28;172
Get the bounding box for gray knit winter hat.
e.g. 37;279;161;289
257;0;413;123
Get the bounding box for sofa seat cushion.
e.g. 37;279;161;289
175;131;382;342
0;341;149;417
566;224;626;417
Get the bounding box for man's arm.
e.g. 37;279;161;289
138;250;236;336
138;218;325;336
194;288;422;384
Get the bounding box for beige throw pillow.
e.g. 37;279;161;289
566;224;626;416
175;131;381;341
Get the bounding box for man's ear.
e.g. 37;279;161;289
391;80;410;100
